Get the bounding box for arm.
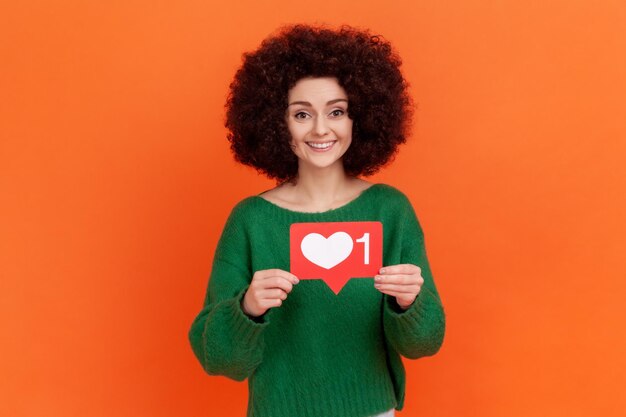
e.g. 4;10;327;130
188;205;268;381
382;199;446;359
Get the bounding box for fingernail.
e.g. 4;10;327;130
379;268;386;274
374;275;382;282
294;278;299;284
374;283;381;288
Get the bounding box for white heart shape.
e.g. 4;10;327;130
300;232;354;270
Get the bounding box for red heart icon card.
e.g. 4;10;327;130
290;221;383;294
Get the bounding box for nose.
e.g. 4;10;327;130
313;116;330;136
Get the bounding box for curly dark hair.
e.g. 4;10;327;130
224;23;414;182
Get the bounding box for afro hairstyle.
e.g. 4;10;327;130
224;23;414;182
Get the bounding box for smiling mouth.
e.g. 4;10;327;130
306;141;337;150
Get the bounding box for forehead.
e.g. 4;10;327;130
287;77;348;101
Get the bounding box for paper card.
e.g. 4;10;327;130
290;221;383;294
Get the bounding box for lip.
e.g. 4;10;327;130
306;140;337;152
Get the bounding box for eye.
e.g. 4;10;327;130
330;109;345;117
294;112;310;120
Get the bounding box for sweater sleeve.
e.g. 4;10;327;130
188;203;269;381
383;196;446;359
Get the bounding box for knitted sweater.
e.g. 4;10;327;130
188;183;446;417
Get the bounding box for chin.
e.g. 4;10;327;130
302;157;346;171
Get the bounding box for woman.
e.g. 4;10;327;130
188;24;445;417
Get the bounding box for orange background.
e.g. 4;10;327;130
1;1;625;416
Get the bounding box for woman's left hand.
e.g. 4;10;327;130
374;264;425;310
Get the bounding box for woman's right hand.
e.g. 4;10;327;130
241;269;299;317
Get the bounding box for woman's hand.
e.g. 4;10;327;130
241;269;299;317
374;264;425;310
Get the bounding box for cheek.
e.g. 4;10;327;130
285;125;303;153
288;124;308;144
342;121;354;140
285;124;298;146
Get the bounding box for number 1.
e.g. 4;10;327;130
356;233;370;264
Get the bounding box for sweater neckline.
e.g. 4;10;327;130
252;183;382;216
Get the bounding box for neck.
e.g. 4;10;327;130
292;162;353;207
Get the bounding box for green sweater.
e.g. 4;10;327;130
188;183;446;417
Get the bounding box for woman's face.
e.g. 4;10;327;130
285;77;353;172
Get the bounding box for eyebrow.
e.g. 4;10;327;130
287;98;348;107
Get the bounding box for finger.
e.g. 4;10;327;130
267;268;300;284
257;269;299;284
376;288;420;300
374;274;421;285
380;264;421;275
262;277;294;293
260;298;283;309
374;283;422;294
375;289;405;298
260;288;288;300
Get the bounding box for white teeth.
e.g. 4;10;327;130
307;141;335;149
